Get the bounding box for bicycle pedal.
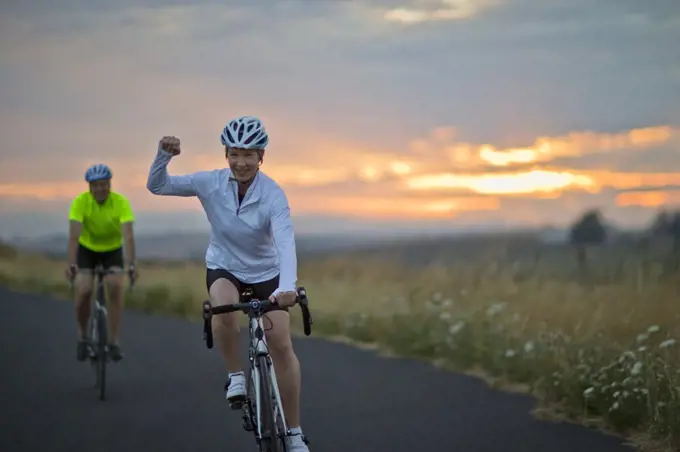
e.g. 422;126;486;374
228;397;245;410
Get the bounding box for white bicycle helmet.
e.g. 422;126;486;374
220;116;269;150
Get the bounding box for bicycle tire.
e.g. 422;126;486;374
256;356;284;452
88;310;99;387
243;367;257;432
96;310;108;401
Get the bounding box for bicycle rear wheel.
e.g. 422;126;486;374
256;356;284;452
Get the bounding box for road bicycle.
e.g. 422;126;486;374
70;264;135;401
202;286;313;452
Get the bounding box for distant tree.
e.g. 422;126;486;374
647;208;680;273
672;212;680;241
570;209;607;244
649;210;673;236
569;209;608;276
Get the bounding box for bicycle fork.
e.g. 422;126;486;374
245;316;289;441
90;301;108;358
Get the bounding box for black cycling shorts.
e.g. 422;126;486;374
76;244;124;271
205;268;287;313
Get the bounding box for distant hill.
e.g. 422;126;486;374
9;231;440;261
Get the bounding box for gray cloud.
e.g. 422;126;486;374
546;146;680;173
2;0;678;154
616;185;680;193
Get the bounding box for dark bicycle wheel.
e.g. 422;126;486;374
96;311;108;401
256;356;284;452
243;368;257;433
88;311;100;386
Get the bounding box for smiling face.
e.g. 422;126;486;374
89;179;111;203
225;147;263;183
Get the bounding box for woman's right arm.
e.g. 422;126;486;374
146;142;200;197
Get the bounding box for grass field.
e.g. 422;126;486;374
0;237;678;452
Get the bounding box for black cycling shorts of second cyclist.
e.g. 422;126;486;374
206;268;287;313
76;243;124;271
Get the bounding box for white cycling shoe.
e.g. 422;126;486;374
226;372;311;450
286;432;310;451
225;371;247;407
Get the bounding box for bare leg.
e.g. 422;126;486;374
105;271;125;344
264;310;302;428
209;278;242;373
74;273;94;338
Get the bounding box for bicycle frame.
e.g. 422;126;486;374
90;268;108;358
69;264;135;401
247;309;287;441
202;286;313;449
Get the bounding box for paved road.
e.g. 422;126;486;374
0;288;634;452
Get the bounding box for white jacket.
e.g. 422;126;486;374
146;147;298;296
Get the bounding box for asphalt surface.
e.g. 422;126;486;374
0;287;634;452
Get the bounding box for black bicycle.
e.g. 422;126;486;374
202;286;313;452
70;264;135;401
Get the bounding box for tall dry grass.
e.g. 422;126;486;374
1;245;678;451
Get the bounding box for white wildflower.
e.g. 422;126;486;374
442;298;453;308
583;387;595;398
439;312;451;321
486;302;506;317
505;349;516;358
449;321;465;335
647;325;661;334
660;339;676;349
524;341;535;353
638;346;647;352
610;402;620;411
631;362;643;376
637;333;649;343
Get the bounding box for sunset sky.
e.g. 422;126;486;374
1;0;679;238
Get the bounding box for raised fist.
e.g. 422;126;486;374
159;136;181;156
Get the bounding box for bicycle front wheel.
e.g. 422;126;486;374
256;356;284;452
96;311;108;401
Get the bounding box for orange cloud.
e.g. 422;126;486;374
616;190;680;208
289;194;500;219
406;170;596;195
579;171;680;191
2;123;679;224
409;125;676;169
0;182;83;201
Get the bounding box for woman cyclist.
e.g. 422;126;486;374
146;116;310;451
